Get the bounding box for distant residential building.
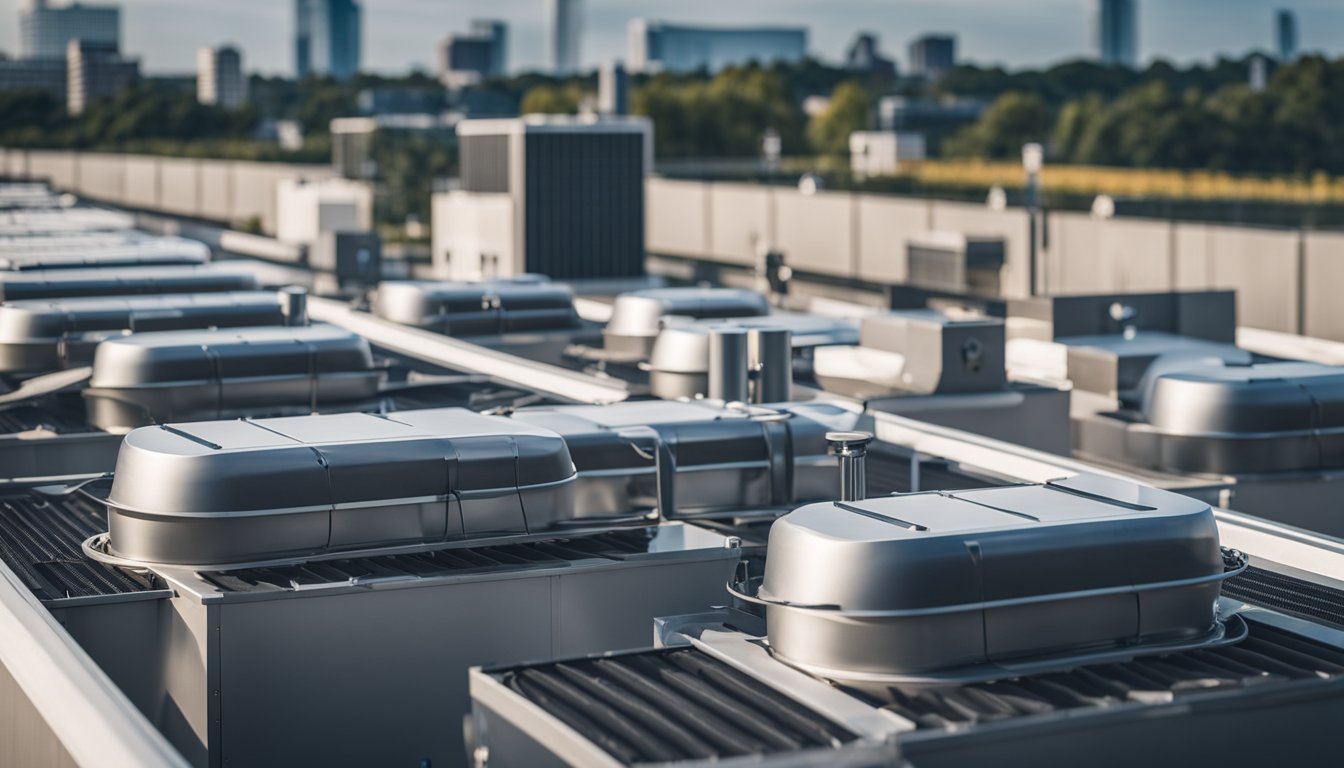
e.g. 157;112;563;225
197;45;247;109
0;55;66;97
850;131;926;178
628;20;808;74
439;19;507;88
66;38;137;114
295;0;361;80
598;61;629;116
547;0;582;75
845;32;895;79
1091;0;1137;67
19;0;119;61
434;116;652;281
1276;9;1298;61
907;34;955;79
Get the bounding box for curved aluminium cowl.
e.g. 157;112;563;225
0;291;287;374
83;324;381;432
602;287;770;360
104;409;577;566
373;279;579;335
1091;360;1344;475
0;264;258;302
749;474;1231;683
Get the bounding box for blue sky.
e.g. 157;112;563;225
3;0;1343;75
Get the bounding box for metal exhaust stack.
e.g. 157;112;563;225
279;285;308;326
749;326;791;403
827;430;873;502
708;326;749;402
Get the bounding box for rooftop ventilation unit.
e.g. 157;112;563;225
82;325;382;432
1075;358;1344;535
467;479;1344;768
0;405;742;766
600;288;771;362
0;291;287;374
0;322;559;480
643;315;858;401
905;232;1004;295
512;399;861;523
811;310;1070;454
92;408;578;566
374;278;581;335
0;264;258;301
0;234;211;270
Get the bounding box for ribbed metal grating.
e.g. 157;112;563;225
0;491;151;601
0;404;93;435
865;450;993;497
498;647;857;765
1223;565;1344;629
864;622;1344;729
200;530;659;593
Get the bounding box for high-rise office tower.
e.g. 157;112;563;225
19;0;119;61
907;34;956;79
67;38;137;115
547;0;582;75
1091;0;1137;67
295;0;361;80
197;45;247;108
627;20;808;74
1276;9;1298;61
598;61;629;115
439;20;508;88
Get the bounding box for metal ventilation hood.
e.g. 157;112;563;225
813;310;1007;397
743;473;1237;686
99;408;577;566
0;291;287;374
512;399;861;520
0;235;211;270
0;264;258;301
644;315;858;400
82;324;382;432
602;287;771;360
1078;359;1344;476
373;278;581;335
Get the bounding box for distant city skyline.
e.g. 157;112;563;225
2;0;1343;76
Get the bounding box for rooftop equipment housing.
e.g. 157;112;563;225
811;310;1071;454
435;116;653;281
0;264;258;301
0;292;288;374
466;478;1344;768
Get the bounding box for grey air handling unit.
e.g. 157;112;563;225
457;117;651;280
468;474;1344;768
2;407;744;768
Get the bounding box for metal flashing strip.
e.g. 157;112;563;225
307;296;630;405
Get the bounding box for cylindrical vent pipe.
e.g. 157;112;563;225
749;327;791;403
279;286;308;326
708;327;750;403
827;431;873;502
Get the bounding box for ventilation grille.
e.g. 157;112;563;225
865;450;992;497
865;622;1344;729
0;404;93;435
498;647;857;765
0;492;151;601
200;530;658;593
1223;565;1344;629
